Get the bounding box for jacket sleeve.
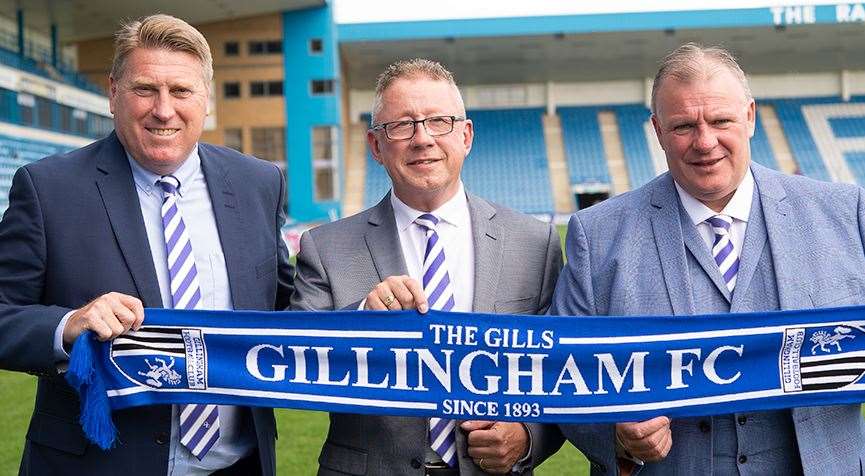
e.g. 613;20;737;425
548;214;620;475
289;230;336;311
273;167;294;311
0;166;72;374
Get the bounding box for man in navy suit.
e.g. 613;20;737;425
0;14;293;475
554;43;865;474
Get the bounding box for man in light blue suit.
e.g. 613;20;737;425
553;43;865;475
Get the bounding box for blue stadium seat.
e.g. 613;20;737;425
613;105;656;189
0;134;70;215
364;108;554;214
558;106;610;186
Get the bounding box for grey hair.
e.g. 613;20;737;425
370;58;464;124
111;14;213;84
651;43;752;114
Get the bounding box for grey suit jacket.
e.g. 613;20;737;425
291;192;564;475
552;163;865;475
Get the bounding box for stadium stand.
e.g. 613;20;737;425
364;108;555;215
613;105;656;189
558;106;610;186
0;134;70;214
750;108;780;171
763;97;838;181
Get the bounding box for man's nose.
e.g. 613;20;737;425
693;123;718;152
150;90;176;122
410;120;436;147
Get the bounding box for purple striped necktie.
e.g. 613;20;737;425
706;214;740;292
415;213;457;467
157;175;220;460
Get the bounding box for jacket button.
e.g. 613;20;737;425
410;458;422;469
698;420;710;433
155;432;168;445
737;415;747;426
738;454;748;464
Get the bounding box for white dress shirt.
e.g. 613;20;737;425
391;182;475;312
674;168;754;258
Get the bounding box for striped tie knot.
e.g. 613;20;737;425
706;214;739;291
706;214;733;234
157;175;181;197
414;213;440;232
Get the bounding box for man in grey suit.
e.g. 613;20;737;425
553;43;865;475
291;59;564;475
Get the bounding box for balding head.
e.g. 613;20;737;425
651;43;752;115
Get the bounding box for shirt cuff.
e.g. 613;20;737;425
358;298;367;310
53;310;75;370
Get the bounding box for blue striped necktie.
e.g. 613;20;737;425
415;214;457;467
706;214;740;292
157;175;220;460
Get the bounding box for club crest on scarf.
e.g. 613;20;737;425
110;327;208;390
780;324;865;393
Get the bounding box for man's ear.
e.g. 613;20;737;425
462;119;474;156
367;130;383;165
746;99;756;138
650;114;665;151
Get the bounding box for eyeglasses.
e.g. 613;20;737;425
370;115;466;141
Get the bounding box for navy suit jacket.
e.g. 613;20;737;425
0;132;294;475
552;163;865;474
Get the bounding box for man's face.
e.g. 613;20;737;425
651;68;755;211
367;77;473;211
110;48;209;175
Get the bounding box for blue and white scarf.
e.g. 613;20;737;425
67;306;865;449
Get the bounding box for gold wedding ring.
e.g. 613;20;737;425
383;295;395;306
478;458;487;470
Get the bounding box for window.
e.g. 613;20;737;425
250;81;283;97
223;82;240;99
35;96;52;129
312;126;339;201
18;93;34;126
224;41;239;56
248;40;282;55
309;38;323;54
224;128;243;152
311;79;335;96
251;127;285;169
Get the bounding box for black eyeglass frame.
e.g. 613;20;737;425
369;115;466;140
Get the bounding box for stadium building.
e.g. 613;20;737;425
0;0;864;232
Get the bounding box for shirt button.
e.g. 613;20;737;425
154;431;168;445
738;454;748;464
698;420;711;433
410;458;422;469
737;415;747;426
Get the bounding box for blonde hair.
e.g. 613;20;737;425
111;14;213;84
371;58;463;124
651;43;752;114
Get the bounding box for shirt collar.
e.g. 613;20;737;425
674;167;754;226
126;145;201;197
391;181;470;232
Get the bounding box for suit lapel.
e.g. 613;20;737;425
729;183;767;311
467;194;502;313
752;164;810;310
649;175;696;315
678;203;733;302
93;132;162;308
365;194;409;281
198;146;247;308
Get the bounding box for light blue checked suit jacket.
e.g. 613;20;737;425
552;163;865;475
